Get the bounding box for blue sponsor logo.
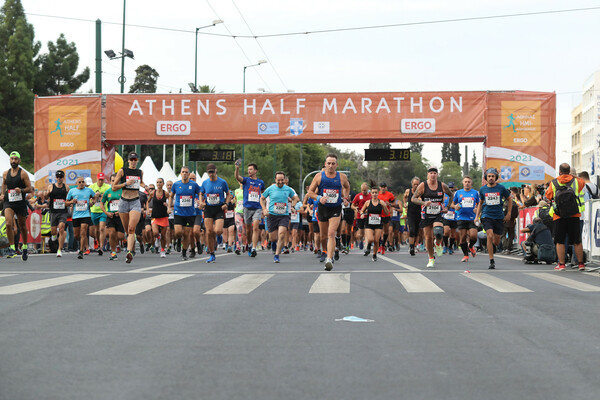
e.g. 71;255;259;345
290;118;304;136
519;165;544;181
65;169;91;185
258;122;279;135
500;166;513;181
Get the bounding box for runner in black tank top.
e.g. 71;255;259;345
411;168;453;268
47;170;69;257
360;184;390;262
1;152;33;260
404;177;422;256
149;178;169;257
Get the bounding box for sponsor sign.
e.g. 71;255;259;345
519;165;545;181
313;121;330;134
156;121;191;135
401;118;436;134
257;122;279;135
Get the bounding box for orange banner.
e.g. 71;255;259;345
33;95;103;190
104;92;489;144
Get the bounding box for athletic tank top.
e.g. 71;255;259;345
421;181;444;218
150;190;169;218
407;188;421;216
225;201;236;220
366;201;384;226
49;183;68;213
4;167;26;204
318;171;342;207
121;167;142;193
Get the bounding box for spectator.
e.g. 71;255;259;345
578;171;599;200
520;217;554;263
502;191;519;253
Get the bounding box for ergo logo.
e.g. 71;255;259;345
401;118;436;134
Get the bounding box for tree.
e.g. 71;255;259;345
440;161;463;186
471;150;479;171
128;64;159;93
469;150;482;189
441;143;460;163
198;85;215;93
410;142;424;153
34;33;90;96
0;0;40;170
368;142;391;149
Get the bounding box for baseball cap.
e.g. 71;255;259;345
97;172;105;180
128;152;139;160
428;167;438;173
55;170;65;178
206;163;217;171
379;182;387;187
448;181;455;188
9;151;20;159
84;177;93;186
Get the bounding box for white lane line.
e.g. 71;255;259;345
0;274;17;278
379;255;421;271
88;274;195;296
462;273;532;293
0;274;107;295
393;273;444;293
204;274;274;295
129;253;231;273
309;273;350;294
526;273;600;292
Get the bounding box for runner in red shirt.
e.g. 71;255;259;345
351;182;371;250
377;182;395;254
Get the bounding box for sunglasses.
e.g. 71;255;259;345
207;170;215;174
129;158;138;162
55;175;64;179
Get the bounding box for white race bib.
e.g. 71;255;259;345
323;188;339;204
368;214;382;225
462;197;475;208
485;193;500;206
109;200;120;212
8;189;22;202
291;210;300;223
273;202;287;215
75;200;88;212
53;199;65;210
248;190;260;203
392;209;398;217
207;193;220;205
426;203;441;215
180;195;193;207
225;210;235;219
125;175;141;190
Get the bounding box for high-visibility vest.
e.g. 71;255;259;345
41;212;51;236
550;177;582;217
0;216;6;238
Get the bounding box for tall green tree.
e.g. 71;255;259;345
129;64;159;93
0;0;39;169
410;142;424;153
34;33;90;96
441;143;461;163
440;161;463;185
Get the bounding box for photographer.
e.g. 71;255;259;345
520;184;538;208
520;217;555;263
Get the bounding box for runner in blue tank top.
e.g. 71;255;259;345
199;163;231;263
307;154;350;271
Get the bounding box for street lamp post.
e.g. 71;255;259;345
242;60;267;167
193;19;223;91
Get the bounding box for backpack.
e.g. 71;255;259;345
586;183;600;200
537;243;556;263
552;178;580;217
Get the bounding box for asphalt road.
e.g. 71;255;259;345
1;247;599;400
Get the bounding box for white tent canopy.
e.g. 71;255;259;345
158;162;178;183
139;156;161;186
0;146;35;186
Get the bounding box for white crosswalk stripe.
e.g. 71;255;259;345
309;273;350;293
393;273;444;292
0;274;17;278
204;274;274;295
462;273;533;293
89;274;195;296
526;273;600;292
0;274;107;295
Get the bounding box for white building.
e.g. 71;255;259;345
577;71;600;176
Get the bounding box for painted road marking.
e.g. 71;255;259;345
309;273;351;294
0;274;107;295
393;273;444;293
379;255;421;271
463;273;533;293
88;274;195;296
204;274;274;295
526;273;600;292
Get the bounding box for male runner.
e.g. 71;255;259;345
234;160;265;257
411;167;454;268
89;172;111;255
0;151;33;260
404;177;422;256
378;183;395;254
66;176;97;259
47;170;68;257
260;171;300;263
453;176;480;262
169;166;202;260
475;168;512;269
307;154;351;271
199;163;230;263
352;182;371;250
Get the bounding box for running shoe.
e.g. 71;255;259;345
160;250;166;258
448;247;454;255
251;249;257;258
488;260;496;269
139;243;145;254
363;249;370;257
578;263;586;271
198;243;204;255
380;245;385;255
248;249;253;257
235;248;241;255
324;258;333;271
409;247;415;256
150;246;155;254
426;258;435;268
435;244;443;257
21;247;28;261
109;252;117;261
372;253;377;262
319;252;327;263
77;251;84;260
98;248;103;256
56;249;62;258
6;248;17;259
227;246;233;253
165;247;171;255
334;249;339;261
83;249;91;255
206;253;216;263
443;246;448;254
190;247;196;258
283;247;290;255
554;264;566;271
181;250;188;261
126;251;133;264
461;256;469;262
274;255;280;263
470;246;477;257
359;241;364;250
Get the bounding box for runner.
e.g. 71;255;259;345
307;154;351;271
390;197;402;251
89;172;111;255
113;152;146;263
352;182;371;250
0;151;33;260
377;183;395;255
289;200;302;252
46;170;68;257
100;174;125;260
340;189;355;254
165;180;175;254
442;183;458;255
199;163;230;263
361;182;390;262
223;193;237;252
233;182;246;254
453;176;480;262
475;168;513;269
234;160;265;257
411;167;454;268
404;177;422;256
260;171;300;263
169;166;202;261
66;176;97;259
149;178;170;258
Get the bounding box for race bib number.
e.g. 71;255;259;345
7;189;22;202
75;200;88;212
109;200;120;212
207;193;220;205
53;199;66;210
392;209;398;217
323;188;339;204
273;202;287;215
125;176;141;190
291;210;300;223
225;210;235;219
485;193;500;206
426;203;441;214
179;195;193;207
368;214;382;225
462;197;475;208
444;211;455;220
248;190;260;203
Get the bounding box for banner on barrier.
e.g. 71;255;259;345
591;200;600;259
518;207;538;244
